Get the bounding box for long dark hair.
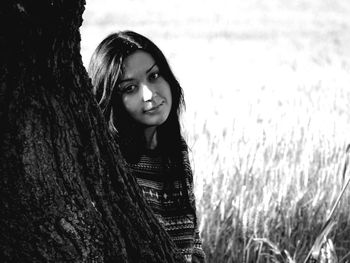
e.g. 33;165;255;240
88;30;195;216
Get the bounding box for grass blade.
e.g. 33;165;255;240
303;147;350;263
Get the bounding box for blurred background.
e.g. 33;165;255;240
80;0;350;262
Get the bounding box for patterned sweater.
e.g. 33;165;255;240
127;147;206;263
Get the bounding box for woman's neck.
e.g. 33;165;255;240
144;126;158;150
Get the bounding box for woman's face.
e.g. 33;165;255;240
118;50;172;128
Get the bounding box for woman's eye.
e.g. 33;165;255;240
149;72;160;80
122;84;137;94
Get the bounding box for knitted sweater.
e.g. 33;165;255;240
127;147;206;263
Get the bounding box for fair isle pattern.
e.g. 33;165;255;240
127;147;206;263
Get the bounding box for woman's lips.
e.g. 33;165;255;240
144;101;163;113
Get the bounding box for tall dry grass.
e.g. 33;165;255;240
184;80;350;262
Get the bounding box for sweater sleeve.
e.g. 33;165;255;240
188;177;206;263
192;227;206;263
181;138;207;263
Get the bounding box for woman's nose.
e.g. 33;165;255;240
142;84;153;102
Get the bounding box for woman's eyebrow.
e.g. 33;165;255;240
119;64;158;85
146;63;157;73
118;78;133;85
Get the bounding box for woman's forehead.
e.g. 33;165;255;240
121;51;157;78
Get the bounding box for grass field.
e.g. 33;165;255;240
80;0;350;261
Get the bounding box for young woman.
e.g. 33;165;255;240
88;31;206;262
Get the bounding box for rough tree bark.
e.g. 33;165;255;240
0;1;185;262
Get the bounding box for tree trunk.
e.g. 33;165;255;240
0;1;185;262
